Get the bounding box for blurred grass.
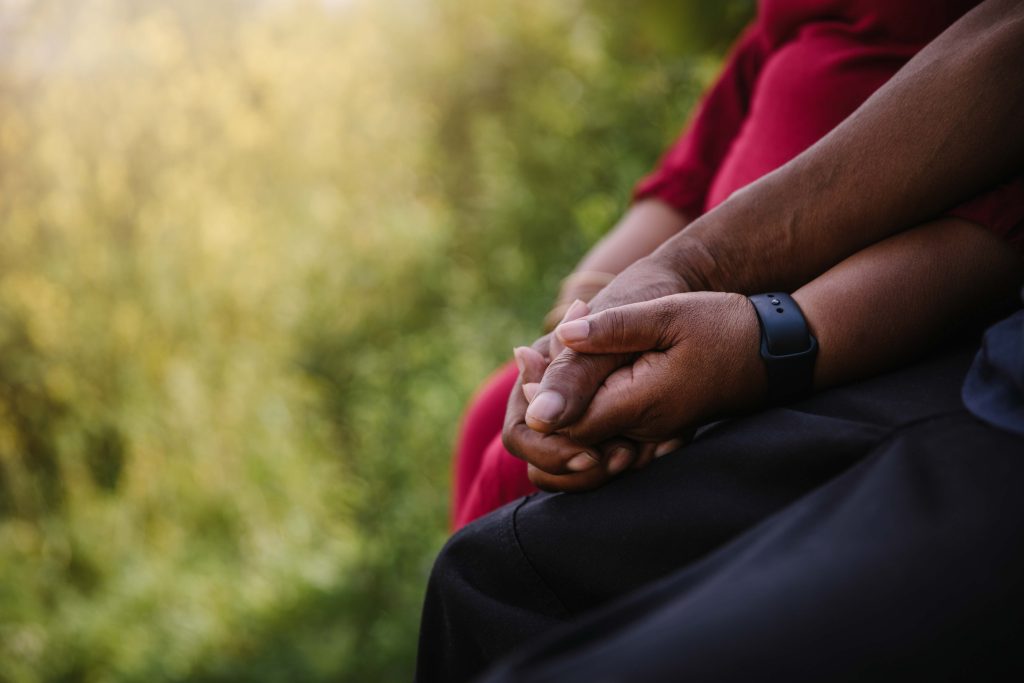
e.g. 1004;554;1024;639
0;0;750;680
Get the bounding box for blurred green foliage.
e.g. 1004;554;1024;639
0;0;750;680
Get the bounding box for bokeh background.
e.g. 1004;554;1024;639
0;1;751;680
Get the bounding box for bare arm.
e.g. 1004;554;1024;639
526;218;1023;491
544;200;686;330
576;200;688;277
658;0;1024;295
796;219;1022;388
528;0;1024;430
503;0;1024;488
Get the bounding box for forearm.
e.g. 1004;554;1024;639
517;0;1024;467
574;199;688;276
524;217;1020;483
547;199;687;329
547;217;1021;450
793;218;1023;390
656;0;1024;294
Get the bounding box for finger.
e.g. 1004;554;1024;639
522;382;540;402
504;421;603;474
530;297;683;432
524;348;632;433
527;463;613;493
514;345;548;383
599;438;636;476
631;441;659;470
655;433;692;457
528;332;555;363
549;299;589;359
555;295;685;354
528;436;638;489
526;437;643;492
503;356;603;475
563;360;662;444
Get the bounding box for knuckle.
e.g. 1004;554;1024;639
605;310;629;349
652;301;679;347
563;423;587;444
571;352;613;388
565;415;603;445
634;397;673;438
544;350;577;377
542;356;586;398
633;388;658;425
500;426;526;460
506;429;569;473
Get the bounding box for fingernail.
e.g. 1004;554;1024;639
513;347;527;374
522;382;540;402
526;391;565;424
562;299;588;323
607;447;633;475
557;319;589;343
655;439;684;458
567;452;599;471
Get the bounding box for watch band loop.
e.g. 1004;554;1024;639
748;293;818;403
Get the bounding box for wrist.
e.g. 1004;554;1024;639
746;292;818;404
717;292;768;413
648;231;721;293
583;254;695;318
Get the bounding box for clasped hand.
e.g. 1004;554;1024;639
501;288;763;492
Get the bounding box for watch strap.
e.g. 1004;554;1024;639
748;293;818;403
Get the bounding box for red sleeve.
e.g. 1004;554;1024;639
947;175;1024;253
633;23;770;219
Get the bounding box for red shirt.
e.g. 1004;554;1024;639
635;0;1024;250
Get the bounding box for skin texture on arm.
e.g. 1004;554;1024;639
664;0;1024;295
793;219;1022;388
525;217;1023;491
501;0;1024;480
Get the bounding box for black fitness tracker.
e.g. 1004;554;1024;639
748;292;818;403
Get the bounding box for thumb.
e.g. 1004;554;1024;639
513;345;548;383
555;295;683;354
549;299;590;359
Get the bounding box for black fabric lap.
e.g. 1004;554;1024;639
482;413;1024;682
415;343;1002;683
